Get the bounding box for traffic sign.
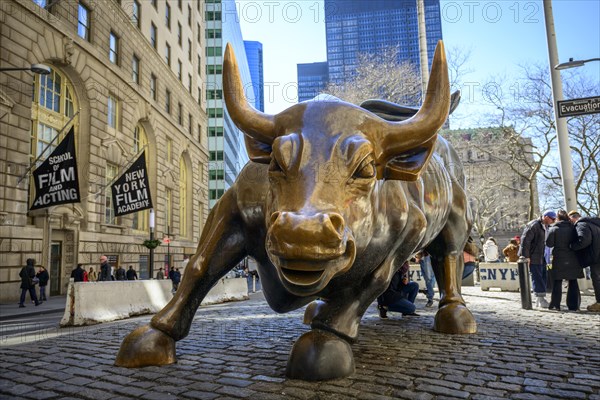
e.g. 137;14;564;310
163;237;171;244
557;96;600;118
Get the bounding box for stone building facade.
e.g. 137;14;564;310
443;128;540;249
0;0;209;301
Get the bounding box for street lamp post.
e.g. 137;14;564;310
149;209;155;279
542;0;578;212
0;64;51;74
555;57;600;70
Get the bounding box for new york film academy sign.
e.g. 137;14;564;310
111;151;153;216
30;128;81;210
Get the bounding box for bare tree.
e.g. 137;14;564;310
324;46;421;106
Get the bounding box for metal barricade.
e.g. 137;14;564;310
517;257;532;310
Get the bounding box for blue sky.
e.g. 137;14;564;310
236;0;600;128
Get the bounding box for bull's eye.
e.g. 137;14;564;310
353;158;376;179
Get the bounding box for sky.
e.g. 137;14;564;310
234;0;600;128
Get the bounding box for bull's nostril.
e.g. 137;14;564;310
328;213;345;234
269;212;281;226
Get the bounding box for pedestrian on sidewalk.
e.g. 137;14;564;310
519;210;556;308
98;255;111;281
19;258;41;307
503;239;520;262
171;268;181;292
415;250;436;307
126;266;138;280
546;210;583;311
156;267;164;280
569;210;600;312
377;261;420;318
116;265;126;281
71;263;85;282
36;266;49;301
483;237;500;263
88;267;97;282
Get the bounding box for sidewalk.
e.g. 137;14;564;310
1;288;599;399
0;295;67;321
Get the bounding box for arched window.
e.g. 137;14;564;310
132;124;149;231
30;67;77;162
179;156;188;238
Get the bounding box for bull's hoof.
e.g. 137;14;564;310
115;325;176;368
286;329;355;381
433;303;477;334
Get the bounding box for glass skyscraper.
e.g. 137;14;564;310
244;41;264;112
298;0;443;98
297;62;329;102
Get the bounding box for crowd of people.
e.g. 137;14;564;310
17;254;192;307
376;208;600;318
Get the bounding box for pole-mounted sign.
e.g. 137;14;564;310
557;96;600;118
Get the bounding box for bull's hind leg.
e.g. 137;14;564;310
115;191;247;367
428;196;477;334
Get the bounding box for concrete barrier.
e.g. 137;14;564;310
480;263;520;291
60;278;248;327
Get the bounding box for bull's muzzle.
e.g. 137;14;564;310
266;211;356;295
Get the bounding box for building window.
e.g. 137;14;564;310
207;108;223;118
197;55;202;75
33;0;47;7
209;169;225;180
105;163;118;224
197;23;201;43
177;59;182;81
77;3;90;41
166;138;172;163
206;47;221;57
151;0;156;9
178;0;182;10
205;11;221;21
207;126;223;137
131;0;141;28
206;65;222;75
165;43;171;66
166;188;173;229
150;23;157;49
107;93;119;130
188;39;192;61
197;87;202;106
209;189;224;200
206;28;222;39
178;103;183;125
188;5;192;26
188;113;192;134
179;157;188;237
31;68;77;163
165;90;171;114
150;74;157;100
197;124;202;143
109;31;119;64
188;74;192;93
206;89;223;100
165;3;171;29
177;22;182;46
209;151;223;161
132;55;140;84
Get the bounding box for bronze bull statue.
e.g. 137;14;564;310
116;40;476;381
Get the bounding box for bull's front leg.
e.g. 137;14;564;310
287;257;396;381
115;190;247;367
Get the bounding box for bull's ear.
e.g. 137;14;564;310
244;135;272;163
379;136;437;181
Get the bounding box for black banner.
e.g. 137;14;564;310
111;151;153;216
30;128;80;210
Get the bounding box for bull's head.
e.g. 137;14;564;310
224;42;450;296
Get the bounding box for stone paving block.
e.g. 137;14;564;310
414;384;470;399
21;390;62;399
524;385;588;399
215;385;256;398
182;390;221;400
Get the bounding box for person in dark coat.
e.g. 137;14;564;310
116;266;126;281
519;210;557;308
71;264;85;282
126;266;138;280
172;268;181;292
36;266;50;301
546;210;584;311
569;211;600;312
98;255;111;281
19;258;41;307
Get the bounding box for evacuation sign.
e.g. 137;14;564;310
557;96;600;118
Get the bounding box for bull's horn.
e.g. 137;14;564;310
377;41;450;160
223;43;277;143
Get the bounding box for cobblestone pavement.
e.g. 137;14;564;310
1;288;599;400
